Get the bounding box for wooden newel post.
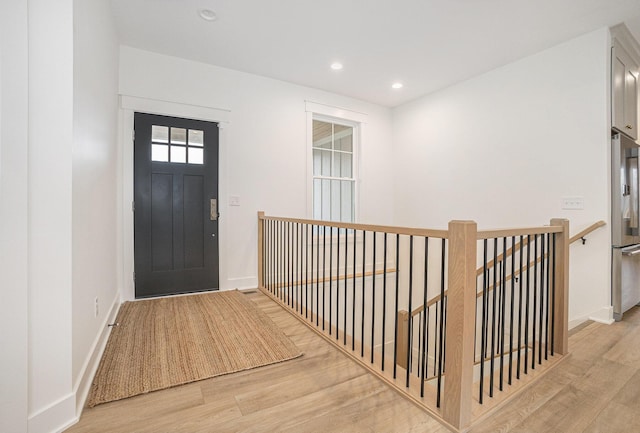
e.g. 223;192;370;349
442;220;477;430
550;218;569;355
258;211;265;289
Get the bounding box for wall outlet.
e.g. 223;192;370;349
94;297;99;317
229;195;240;206
561;196;584;210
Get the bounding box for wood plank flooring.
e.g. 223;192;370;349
66;292;640;433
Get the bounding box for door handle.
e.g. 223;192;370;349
210;199;218;221
622;245;640;256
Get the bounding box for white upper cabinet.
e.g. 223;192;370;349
612;34;640;140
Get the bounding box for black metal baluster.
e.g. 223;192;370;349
273;220;276;293
524;235;531;374
271;220;274;293
538;234;545;365
532;235;538;370
284;221;288;303
316;225;320;326
281;221;285;302
371;232;377;364
479;239;488;404
329;227;333;335
292;223;296;309
436;238;446;408
382;233;388;370
434;302;439;378
344;228;348;346
393;234;400;379
420;237;430;397
509;236;516;385
352;230;357;351
278;221;284;303
517;235;523;379
291;222;294;305
322;225;326;330
551;233;556;356
336;227;340;340
490;238;497;397
497;259;502;356
289;222;292;306
500;237;507;391
296;223;299;312
406;236;414;387
545;233;551;360
299;223;303;315
361;230;366;357
305;223;309;319
281;220;284;298
417;311;422;377
266;219;270;292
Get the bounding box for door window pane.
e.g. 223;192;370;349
151;144;169;162
152;125;169;143
170;145;186;163
171;127;187;144
189;129;204;146
188;148;204;164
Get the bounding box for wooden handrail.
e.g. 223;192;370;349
569;220;606;244
258;214;449;239
410;220;606;318
476;225;562;239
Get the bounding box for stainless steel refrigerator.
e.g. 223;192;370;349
612;132;640;320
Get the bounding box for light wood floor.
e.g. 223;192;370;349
66;292;640;433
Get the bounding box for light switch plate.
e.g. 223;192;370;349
561;196;584;210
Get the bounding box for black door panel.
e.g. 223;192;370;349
134;113;219;298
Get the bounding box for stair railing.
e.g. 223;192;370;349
257;212;571;431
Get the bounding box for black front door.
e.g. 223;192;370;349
134;112;219;298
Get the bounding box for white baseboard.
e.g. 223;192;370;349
226;276;258;290
569;305;614;329
27;393;75;433
589;306;614;325
71;290;122;425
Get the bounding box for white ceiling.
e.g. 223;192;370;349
110;0;640;107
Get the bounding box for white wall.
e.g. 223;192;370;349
27;0;75;431
392;28;612;325
118;46;394;298
72;0;120;416
0;1;29;432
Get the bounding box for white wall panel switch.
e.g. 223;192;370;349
561;196;584;210
229;195;240;206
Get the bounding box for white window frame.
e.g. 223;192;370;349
305;101;366;223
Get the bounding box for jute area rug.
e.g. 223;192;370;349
87;290;302;407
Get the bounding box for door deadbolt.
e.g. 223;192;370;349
210;199;218;221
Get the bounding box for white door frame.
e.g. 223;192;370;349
118;95;231;301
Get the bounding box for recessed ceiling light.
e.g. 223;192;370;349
198;9;217;21
330;62;343;71
392;82;403;89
